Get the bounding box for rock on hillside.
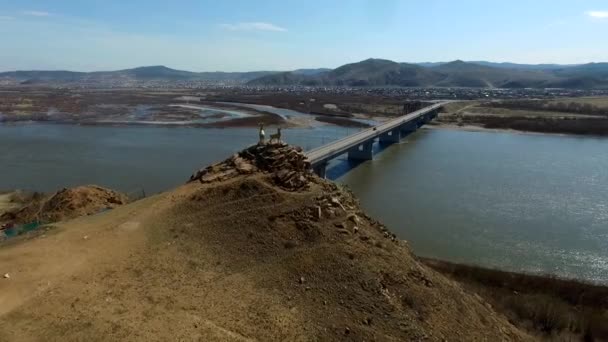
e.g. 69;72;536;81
0;185;128;225
190;142;314;191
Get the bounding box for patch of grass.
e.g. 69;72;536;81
441;101;480;113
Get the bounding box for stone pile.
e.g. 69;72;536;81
189;142;314;190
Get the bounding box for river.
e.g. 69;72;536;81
337;129;608;283
1;122;607;283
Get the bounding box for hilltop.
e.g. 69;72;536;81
0;143;530;341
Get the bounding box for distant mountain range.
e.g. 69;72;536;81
0;66;281;84
2;60;608;89
248;59;608;89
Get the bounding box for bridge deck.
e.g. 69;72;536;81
305;103;444;166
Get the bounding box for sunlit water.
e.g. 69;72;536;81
337;129;608;283
1;123;607;283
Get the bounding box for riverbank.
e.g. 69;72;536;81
422;258;608;340
427;122;578;137
438;98;608;136
436;115;608;136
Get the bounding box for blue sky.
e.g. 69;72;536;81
1;0;607;71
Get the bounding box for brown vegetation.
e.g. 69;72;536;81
485;99;608;117
439;98;608;135
465;116;608;135
205;92;406;118
422;258;608;341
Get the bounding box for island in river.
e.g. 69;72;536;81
0;89;373;129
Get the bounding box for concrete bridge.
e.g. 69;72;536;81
305;102;445;178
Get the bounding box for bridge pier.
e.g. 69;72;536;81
348;141;374;161
379;129;400;145
400;122;417;136
312;161;327;179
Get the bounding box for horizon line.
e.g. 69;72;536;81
1;59;606;74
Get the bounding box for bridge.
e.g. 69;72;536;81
305;102;446;177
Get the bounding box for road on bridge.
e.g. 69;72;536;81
305;102;446;167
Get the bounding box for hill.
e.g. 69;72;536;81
248;59;608;89
250;58;444;87
3;59;608;89
292;68;331;75
1;185;128;225
0;144;530;341
430;60;558;88
0;66;280;84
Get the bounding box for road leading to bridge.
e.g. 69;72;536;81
305;102;446;177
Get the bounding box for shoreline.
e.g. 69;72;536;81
428;122;608;138
420;257;608;338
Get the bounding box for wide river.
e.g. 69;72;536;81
1;123;607;283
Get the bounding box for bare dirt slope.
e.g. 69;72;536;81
1;185;128;225
0;146;531;341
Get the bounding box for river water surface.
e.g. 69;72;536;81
1;123;607;283
337;129;608;283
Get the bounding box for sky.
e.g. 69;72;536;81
1;0;608;72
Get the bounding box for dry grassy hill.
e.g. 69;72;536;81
0;144;530;341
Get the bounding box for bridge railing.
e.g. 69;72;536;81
306;103;444;164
